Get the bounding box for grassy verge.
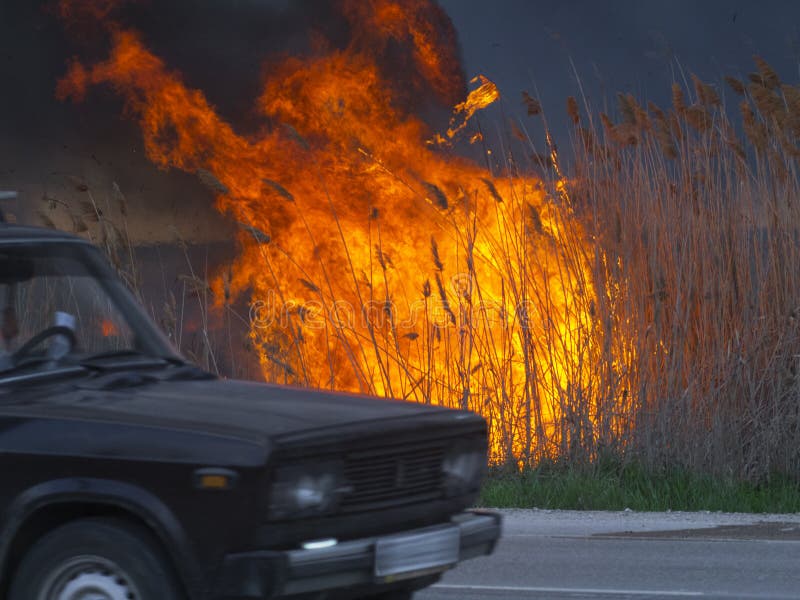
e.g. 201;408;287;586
478;463;800;513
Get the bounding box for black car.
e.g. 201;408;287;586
0;217;500;599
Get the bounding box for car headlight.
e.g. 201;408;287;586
268;461;346;520
442;441;487;497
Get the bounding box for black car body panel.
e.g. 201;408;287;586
16;377;460;440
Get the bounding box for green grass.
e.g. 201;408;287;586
477;461;800;513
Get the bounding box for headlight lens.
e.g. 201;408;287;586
268;461;345;520
442;441;487;496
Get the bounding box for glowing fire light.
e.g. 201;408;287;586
55;0;596;462
100;319;118;337
447;75;500;139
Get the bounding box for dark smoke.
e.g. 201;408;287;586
2;0;466;134
0;0;466;230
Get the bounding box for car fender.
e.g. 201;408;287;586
0;477;205;599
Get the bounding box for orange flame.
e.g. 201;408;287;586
56;0;596;462
447;75;500;139
100;319;118;337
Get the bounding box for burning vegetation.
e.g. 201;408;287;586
53;0;594;464
43;0;800;480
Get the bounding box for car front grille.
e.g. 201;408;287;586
339;442;446;512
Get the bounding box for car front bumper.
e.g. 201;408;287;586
217;510;501;599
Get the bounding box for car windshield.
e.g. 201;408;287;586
0;242;177;376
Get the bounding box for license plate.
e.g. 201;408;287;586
374;525;460;579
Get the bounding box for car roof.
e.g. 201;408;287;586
0;223;89;245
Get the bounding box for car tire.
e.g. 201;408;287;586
8;517;183;600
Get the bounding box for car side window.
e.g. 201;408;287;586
1;262;135;357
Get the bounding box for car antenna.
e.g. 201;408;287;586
0;191;17;223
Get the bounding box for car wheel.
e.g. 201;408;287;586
9;517;183;600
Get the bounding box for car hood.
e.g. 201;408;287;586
22;378;466;444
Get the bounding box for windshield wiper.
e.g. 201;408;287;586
0;356;64;376
0;360;89;386
77;350;212;380
78;350;184;370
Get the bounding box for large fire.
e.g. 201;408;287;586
55;0;596;462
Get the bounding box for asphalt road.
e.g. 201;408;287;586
418;510;800;600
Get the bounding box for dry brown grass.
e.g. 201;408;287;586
566;58;800;481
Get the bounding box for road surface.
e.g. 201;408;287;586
418;509;800;599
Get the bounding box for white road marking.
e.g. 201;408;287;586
433;583;704;596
